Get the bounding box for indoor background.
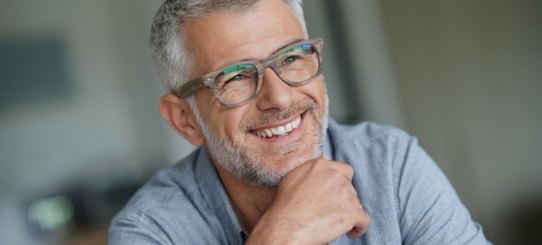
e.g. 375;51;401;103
1;0;541;244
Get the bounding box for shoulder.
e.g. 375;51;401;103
327;120;411;147
326;120;414;172
122;149;202;215
108;149;222;244
326;120;490;244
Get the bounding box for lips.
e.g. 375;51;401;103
253;116;301;138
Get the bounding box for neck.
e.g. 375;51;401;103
214;163;276;233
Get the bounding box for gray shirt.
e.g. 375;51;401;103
109;120;490;244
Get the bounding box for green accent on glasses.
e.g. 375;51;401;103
223;64;253;75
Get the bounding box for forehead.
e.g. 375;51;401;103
183;0;305;77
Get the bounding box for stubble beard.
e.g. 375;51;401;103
193;94;329;188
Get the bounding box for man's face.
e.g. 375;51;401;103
184;0;328;187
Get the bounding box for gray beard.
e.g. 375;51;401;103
192;95;329;187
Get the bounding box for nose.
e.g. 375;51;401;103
255;67;293;112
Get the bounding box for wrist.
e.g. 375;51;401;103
246;211;308;245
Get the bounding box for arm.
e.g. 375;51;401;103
397;137;490;244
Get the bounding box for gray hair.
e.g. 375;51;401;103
149;0;308;96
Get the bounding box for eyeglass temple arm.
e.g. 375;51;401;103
177;78;206;97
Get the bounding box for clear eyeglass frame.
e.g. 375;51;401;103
176;37;324;108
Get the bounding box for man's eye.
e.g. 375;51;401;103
282;55;302;65
226;74;249;83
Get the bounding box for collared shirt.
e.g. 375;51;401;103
109;120;491;244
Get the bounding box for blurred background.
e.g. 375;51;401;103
0;0;540;244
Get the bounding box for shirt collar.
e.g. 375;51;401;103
194;147;246;243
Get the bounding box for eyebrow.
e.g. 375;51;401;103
234;38;305;64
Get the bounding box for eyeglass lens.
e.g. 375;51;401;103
214;43;320;106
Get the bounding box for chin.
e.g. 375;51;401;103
256;147;322;186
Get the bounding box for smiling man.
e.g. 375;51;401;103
109;0;490;244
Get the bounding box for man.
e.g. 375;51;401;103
109;0;490;244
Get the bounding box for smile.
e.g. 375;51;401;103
253;116;302;138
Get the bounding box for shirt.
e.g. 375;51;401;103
109;120;491;244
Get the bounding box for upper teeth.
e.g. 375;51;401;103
255;117;301;138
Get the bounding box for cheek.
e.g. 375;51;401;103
216;109;249;139
304;79;326;103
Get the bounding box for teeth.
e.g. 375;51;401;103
285;123;293;132
293;117;300;128
265;129;272;137
254;116;302;138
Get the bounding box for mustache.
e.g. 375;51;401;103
241;98;319;131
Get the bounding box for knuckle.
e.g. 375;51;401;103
335;163;354;179
343;164;354;178
343;164;353;172
329;171;350;186
329;169;344;179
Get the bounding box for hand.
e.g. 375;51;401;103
247;158;370;244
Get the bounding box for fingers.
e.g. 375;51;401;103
346;206;371;239
332;161;354;180
312;157;369;239
346;227;365;239
270;157;366;243
315;156;355;180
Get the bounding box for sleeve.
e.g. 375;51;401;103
396;137;491;244
108;212;172;245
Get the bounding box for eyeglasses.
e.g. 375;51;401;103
176;38;324;108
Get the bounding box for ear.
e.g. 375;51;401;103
159;94;205;146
